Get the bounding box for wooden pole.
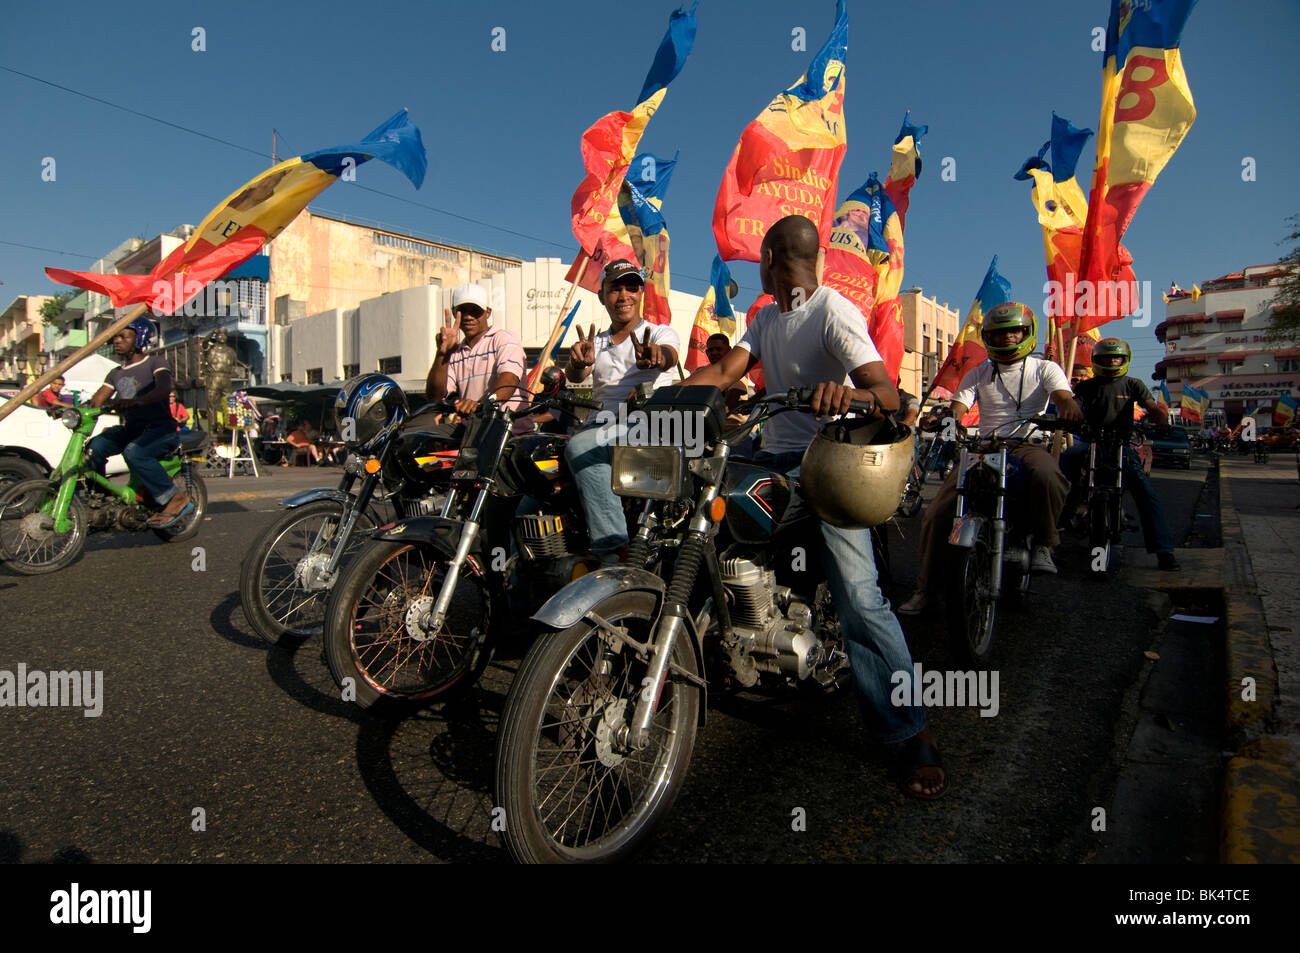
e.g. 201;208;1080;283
527;255;590;389
0;301;151;424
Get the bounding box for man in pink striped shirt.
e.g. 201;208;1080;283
425;284;527;424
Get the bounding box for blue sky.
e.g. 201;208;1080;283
2;0;1298;381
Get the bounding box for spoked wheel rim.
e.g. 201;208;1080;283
960;541;997;659
527;621;684;860
259;509;352;637
347;544;487;700
0;482;82;569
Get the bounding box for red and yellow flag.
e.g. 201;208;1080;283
1076;0;1197;336
930;257;1013;397
47;110;426;312
712;0;847;261
566;5;697;292
684;257;736;371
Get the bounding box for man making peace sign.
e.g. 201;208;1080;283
564;258;680;561
420;282;527;431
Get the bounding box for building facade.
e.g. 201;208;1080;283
898;289;962;400
1154;262;1298;425
0;295;52;383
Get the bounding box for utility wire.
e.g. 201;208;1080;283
1;64;751;293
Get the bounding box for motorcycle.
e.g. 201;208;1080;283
0;406;208;574
238;396;460;644
897;431;956;518
492;385;890;863
321;374;603;714
943;415;1072;666
1071;421;1155;576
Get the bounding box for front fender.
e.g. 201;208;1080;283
532;567;666;630
369;515;466;561
948;514;986;548
283;487;349;508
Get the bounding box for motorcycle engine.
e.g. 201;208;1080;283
719;557;823;686
117;506;150;531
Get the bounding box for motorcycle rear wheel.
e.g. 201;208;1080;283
323;540;492;714
0;479;87;575
240;498;376;642
151;473;208;543
945;534;998;666
495;590;699;863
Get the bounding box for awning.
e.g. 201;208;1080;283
1158;354;1209;367
1168;313;1212;325
1212;309;1245;320
1273;348;1300;359
243;383;344;401
1217;352;1249;362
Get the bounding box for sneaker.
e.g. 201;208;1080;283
1157;552;1180;571
1031;546;1058;574
897;591;928;616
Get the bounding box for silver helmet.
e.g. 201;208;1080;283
798;416;914;528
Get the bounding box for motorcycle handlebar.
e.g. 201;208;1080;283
782;386;876;416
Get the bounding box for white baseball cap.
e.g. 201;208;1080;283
451;283;489;312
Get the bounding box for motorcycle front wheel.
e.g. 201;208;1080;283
239;498;376;642
495;590;699;863
0;479;87;575
323;540;492;714
945;534;998;666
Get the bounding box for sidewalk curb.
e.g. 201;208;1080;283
1215;462;1299;863
1123;459;1299;862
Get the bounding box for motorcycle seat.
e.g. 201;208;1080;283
178;430;210;454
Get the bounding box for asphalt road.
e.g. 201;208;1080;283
0;456;1218;863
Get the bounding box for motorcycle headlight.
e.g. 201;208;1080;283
60;409;80;431
612;445;688;500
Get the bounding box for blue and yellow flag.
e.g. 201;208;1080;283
1180;383;1209;423
930;256;1014;396
1275;393;1298;427
684;256;736;371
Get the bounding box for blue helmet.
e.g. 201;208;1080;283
125;316;156;352
335;374;409;453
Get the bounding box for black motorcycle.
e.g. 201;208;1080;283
493;385;888;863
321;375;603;714
238;399;459;643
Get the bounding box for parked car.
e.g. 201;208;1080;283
0;356;128;486
1151;425;1192;470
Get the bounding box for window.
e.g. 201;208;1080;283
280;374;292;382
378;356;402;375
1218;363;1235;376
306;367;323;384
923;336;932;354
946;333;953;344
343;363;359;378
1280;359;1300;373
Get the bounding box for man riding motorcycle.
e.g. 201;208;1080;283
1060;338;1180;571
686;214;947;800
898;302;1082;615
83;317;191;528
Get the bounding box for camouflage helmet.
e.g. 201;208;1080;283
1090;338;1132;378
981;302;1037;363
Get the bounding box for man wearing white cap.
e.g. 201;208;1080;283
425;283;527;421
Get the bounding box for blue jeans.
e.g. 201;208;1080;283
1060;442;1175;554
87;423;181;506
565;420;629;555
756;451;926;744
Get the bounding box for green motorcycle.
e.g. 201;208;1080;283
0;406;209;575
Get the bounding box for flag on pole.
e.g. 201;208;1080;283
566;5;697;292
929;257;1013;396
713;0;847;261
684;257;736;371
617;152;678;325
1075;0;1198;337
1180;383;1209;423
1274;393;1298;427
743;294;775;392
823;115;926;384
47;110;427;312
1155;380;1172;411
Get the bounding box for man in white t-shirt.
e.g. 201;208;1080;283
897;302;1082;615
564;259;680;558
686;214;948;800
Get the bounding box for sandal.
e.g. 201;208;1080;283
148;501;195;529
897;735;949;800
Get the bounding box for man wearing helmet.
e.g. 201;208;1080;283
898;302;1082;615
1062;338;1179;571
86;317;191;527
685;215;948;800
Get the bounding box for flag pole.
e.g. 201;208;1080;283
0;302;151;424
527;254;590;388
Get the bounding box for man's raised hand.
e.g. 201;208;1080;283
571;323;597;368
436;307;461;356
633;328;664;371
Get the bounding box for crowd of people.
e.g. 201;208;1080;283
37;213;1194;803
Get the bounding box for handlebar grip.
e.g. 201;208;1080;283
567;396;603;411
785;387;875;416
1027;415;1078;431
